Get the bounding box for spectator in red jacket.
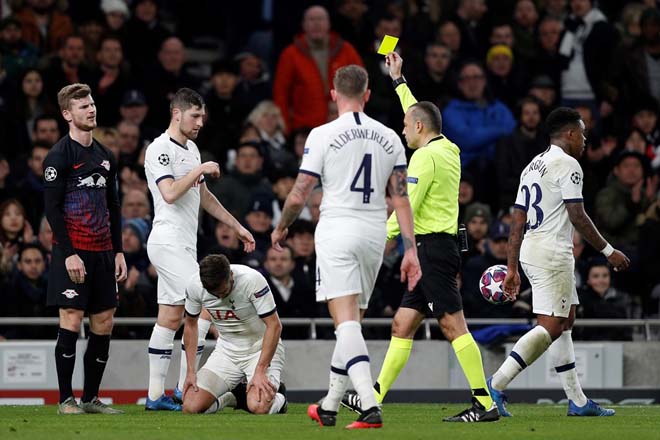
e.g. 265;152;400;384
273;5;363;132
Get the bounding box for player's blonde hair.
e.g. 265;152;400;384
57;83;92;111
333;65;368;99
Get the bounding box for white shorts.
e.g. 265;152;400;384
521;262;579;318
197;343;285;397
147;243;199;305
314;222;385;309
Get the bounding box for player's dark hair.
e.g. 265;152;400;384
57;83;92;111
410;101;443;134
169;88;205;116
199;254;231;292
545;107;582;139
333;65;368;99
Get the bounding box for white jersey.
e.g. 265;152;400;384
184;265;278;356
300;111;407;224
515;145;584;272
145;132;203;249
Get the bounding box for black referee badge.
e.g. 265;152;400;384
45;167;57;182
570;172;581;185
158;153;170;166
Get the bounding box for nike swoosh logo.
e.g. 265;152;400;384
73;163;85;169
96;358;107;364
62;353;75;358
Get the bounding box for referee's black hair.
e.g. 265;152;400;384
199;254;231;293
170;88;205;116
410;101;443;134
544;107;582;139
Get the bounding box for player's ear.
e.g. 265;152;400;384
330;89;337;102
61;109;71;123
363;88;371;103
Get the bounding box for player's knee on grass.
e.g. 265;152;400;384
185;369;230;414
246;387;272;415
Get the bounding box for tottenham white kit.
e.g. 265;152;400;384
185;265;285;394
300;111;407;307
145;132;204;305
514;145;584;317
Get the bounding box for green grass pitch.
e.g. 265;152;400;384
1;404;659;440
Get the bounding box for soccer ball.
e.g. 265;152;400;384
479;264;512;305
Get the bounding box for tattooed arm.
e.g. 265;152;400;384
271;172;318;250
502;208;526;298
388;166;422;290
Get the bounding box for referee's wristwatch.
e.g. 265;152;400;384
392;75;407;89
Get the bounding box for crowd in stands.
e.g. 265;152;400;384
1;0;659;340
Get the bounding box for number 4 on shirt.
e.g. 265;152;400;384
350;154;374;204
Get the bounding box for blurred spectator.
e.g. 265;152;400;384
630;96;660;170
36;215;51;258
247;100;296;174
489;22;514;48
270;167;311;228
233;51;271;112
617;2;646;48
543;0;568;21
198;221;249;265
0;16;38;78
595;151;657;253
124;0;169;77
121;188;151;221
2;243;52;339
118;89;158;145
639;199;660;315
290;126;311;165
462;202;491;261
578;258;635;339
409;42;454;110
43;34;93;105
117;120;140;169
495;97;546;210
32;113;59;145
273;5;363;132
244;192;274;258
15;142;47;230
77;13;105;68
207;142;273;220
144;36;199;126
288;219;316;293
512;0;539;65
558;0;619;122
332;0;371;56
485;44;526;110
0;155;10;201
13;0;73;53
93;126;120;159
436;20;462;62
528;74;558;113
101;0;130;35
13;68;56;142
610;8;660;117
450;0;489;59
0;198;33;276
458;173;476;222
263;245;316;319
92;35;130;126
534;16;564;91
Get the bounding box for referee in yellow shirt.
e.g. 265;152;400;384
343;52;498;422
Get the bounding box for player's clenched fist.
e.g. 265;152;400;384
199;161;220;178
607;249;630;272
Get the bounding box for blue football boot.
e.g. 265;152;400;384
487;377;512;417
173;386;183;404
567;399;615;416
145;394;182;411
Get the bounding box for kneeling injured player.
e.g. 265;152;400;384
181;254;287;414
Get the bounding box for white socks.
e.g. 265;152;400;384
178;319;212;389
492;325;552;391
549;330;587;406
320;336;350;412
147;324;176;401
268;393;286;414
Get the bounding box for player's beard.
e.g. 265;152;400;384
73;115;97;132
179;125;200;141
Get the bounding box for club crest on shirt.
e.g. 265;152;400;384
61;289;78;299
101;160;110;171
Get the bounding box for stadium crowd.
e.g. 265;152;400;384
1;0;660;340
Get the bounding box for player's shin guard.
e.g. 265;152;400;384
374;336;412;404
321;340;349;412
451;332;493;408
492;325;552;391
178;319;211;389
549;330;587;406
337;321;378;411
81;332;111;403
147;324;176;400
55;327;79;403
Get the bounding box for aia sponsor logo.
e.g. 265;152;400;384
61;289;79;299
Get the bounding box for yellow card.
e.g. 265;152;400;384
377;35;399;55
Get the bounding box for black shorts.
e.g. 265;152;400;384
399;233;462;319
47;245;118;314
